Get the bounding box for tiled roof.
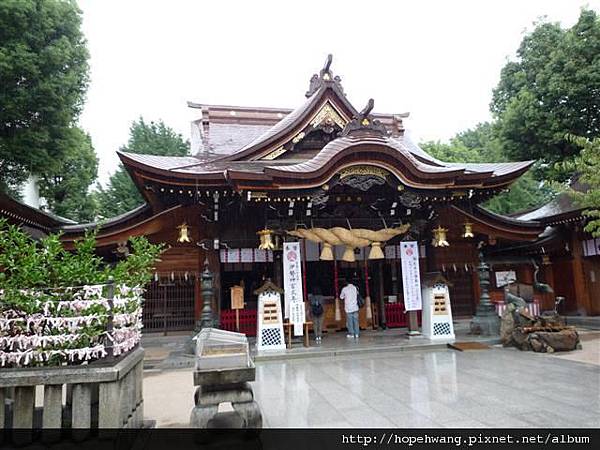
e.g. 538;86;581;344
60;204;151;232
216;89;333;162
195;122;274;155
266;135;461;175
515;194;581;222
120;133;532;187
449;161;535;177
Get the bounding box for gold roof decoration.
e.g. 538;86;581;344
310;102;348;130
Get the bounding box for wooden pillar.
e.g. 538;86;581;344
378;260;387;329
541;258;556;312
391;256;398;295
571;234;592;314
273;251;283;288
301;239;308;301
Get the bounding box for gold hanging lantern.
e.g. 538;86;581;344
177;222;191;243
368;242;385;260
462;221;474;238
432;225;450;247
320;242;334;261
257;229;275;250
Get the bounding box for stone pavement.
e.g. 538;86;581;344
143;331;600;428
142;320;499;369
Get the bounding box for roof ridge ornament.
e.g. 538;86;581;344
341;98;388;137
305;54;345;98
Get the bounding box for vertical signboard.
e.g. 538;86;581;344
283;242;305;335
401;241;423;311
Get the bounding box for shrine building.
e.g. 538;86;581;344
1;56;599;335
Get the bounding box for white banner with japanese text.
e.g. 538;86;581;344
400;241;422;311
283;242;304;327
289;301;306;336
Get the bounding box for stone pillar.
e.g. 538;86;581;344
200;260;216;329
72;384;91;441
13;386;35;428
0;388;5;430
134;361;144;427
98;381;121;428
188;259;216;353
470;251;500;335
42;385;63;428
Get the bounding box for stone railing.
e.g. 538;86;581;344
0;347;144;443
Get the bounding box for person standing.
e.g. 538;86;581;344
340;280;360;339
308;287;325;343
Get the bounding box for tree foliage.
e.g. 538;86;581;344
559;136;600;237
96;118;190;218
0;0;91;196
421;123;553;214
491;9;600;180
38;127;98;222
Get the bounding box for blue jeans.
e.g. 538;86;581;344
346;311;359;336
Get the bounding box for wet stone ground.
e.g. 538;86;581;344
144;338;600;428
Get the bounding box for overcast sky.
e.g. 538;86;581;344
77;0;600;185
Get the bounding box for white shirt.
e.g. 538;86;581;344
340;284;359;313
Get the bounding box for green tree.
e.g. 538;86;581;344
491;9;600;180
421;122;553;214
38;128;98;222
0;0;90;196
96;118;190;218
560;136;600;237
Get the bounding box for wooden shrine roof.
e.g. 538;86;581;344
122;55;533;193
0;191;74;237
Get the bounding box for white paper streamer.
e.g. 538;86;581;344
0;284;143;367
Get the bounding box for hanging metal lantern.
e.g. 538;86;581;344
462;221;474;239
177;222;191;243
432;225;450;247
257;229;275;250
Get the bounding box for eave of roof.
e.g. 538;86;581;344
0;191;75;232
118;134;534;191
515;193;585;224
60;203;152;234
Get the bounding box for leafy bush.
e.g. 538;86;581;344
0;218;163;308
0;219;164;367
